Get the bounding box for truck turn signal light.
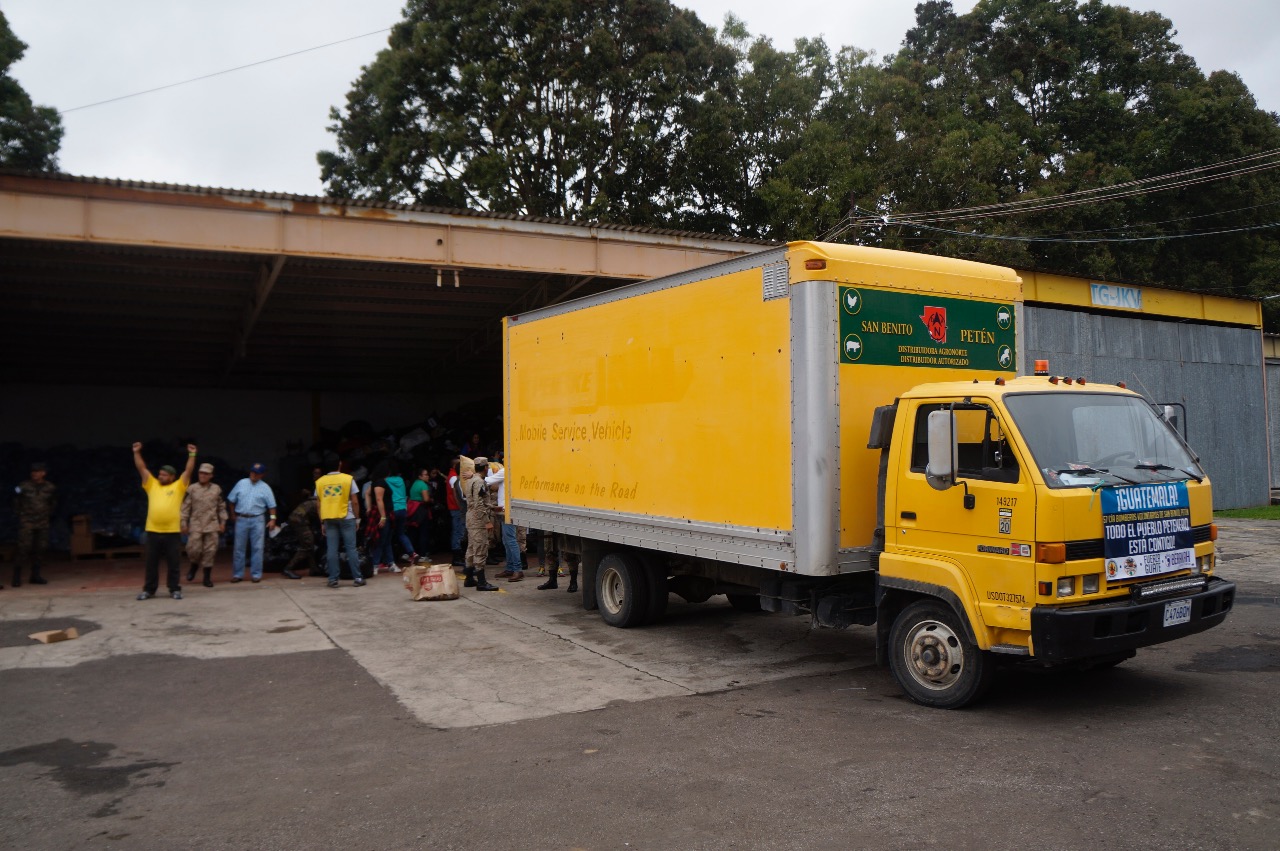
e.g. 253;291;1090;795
1036;543;1067;564
804;259;827;270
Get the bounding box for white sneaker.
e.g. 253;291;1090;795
390;565;403;573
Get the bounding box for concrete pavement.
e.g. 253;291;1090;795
0;519;1276;849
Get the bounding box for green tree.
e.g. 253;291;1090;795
0;11;62;171
318;0;734;224
840;0;1280;302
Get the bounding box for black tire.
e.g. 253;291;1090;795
888;600;994;709
726;593;762;613
595;553;650;628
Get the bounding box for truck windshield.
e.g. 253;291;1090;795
1004;392;1204;489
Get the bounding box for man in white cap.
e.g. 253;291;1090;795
181;462;226;588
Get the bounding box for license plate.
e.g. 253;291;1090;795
1163;598;1192;627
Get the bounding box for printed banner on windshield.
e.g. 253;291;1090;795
1101;482;1194;581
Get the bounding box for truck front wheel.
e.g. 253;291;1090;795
889;600;994;709
596;553;650;628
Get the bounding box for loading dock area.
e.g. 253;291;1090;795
0;169;1270;508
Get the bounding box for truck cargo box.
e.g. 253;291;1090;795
505;241;1022;576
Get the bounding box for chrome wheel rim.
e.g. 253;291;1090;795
600;566;625;614
903;618;964;691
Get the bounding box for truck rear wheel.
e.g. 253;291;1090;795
889;600;993;709
596;553;650;628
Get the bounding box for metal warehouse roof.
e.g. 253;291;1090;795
0;170;770;392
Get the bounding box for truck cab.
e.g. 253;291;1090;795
873;373;1234;707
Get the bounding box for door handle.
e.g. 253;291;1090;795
900;511;917;520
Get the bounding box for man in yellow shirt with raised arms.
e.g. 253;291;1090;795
133;441;198;600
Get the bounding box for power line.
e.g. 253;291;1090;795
1047;199;1280;237
880;149;1280;225
884;219;1280;244
59;27;394;115
891;160;1280;226
820;148;1280;241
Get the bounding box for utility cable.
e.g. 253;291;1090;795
888;160;1280;225
59;27;394;115
884;219;1280;244
819;148;1280;241
876;148;1280;225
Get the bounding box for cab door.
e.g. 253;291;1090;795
891;399;1037;632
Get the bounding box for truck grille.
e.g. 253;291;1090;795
1063;525;1212;562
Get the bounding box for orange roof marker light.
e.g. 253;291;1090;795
1034;359;1050;376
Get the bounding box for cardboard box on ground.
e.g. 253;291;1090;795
403;563;459;601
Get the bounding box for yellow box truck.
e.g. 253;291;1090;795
503;241;1234;707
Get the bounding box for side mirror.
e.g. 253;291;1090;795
1162;405;1179;433
926;410;956;491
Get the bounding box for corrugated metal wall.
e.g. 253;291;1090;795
1024;307;1267;509
1268;360;1280;492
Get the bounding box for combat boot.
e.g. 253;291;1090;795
537;569;558;590
463;566;477;588
202;568;214;588
29;567;47;585
473;569;499;591
566;571;579;594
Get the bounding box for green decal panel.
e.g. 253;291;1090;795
838;287;1015;370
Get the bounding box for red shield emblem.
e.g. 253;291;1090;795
921;306;947;343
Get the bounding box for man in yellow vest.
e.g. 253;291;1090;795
315;465;364;589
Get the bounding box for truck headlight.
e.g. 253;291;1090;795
1082;574;1099;594
1195;554;1212;574
1057;576;1075;597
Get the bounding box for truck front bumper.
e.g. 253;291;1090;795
1030;576;1235;663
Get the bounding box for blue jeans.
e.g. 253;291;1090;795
392;509;415;557
376;509;415;565
501;522;521;570
324;518;361;582
450;509;464;550
232;514;266;579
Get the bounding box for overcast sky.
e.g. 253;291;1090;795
5;0;1278;196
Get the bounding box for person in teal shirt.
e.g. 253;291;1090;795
373;460;417;571
408;467;434;557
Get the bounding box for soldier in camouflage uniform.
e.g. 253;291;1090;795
535;530;579;593
461;456;498;591
281;493;319;579
12;462;56;587
180;462;226;588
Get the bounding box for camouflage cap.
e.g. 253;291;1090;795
30;461;47;472
198;463;215;474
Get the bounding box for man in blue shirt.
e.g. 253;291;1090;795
225;462;278;583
